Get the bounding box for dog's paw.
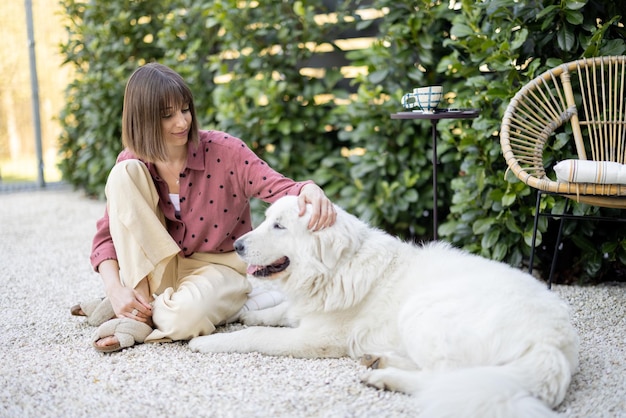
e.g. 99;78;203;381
360;370;388;391
361;368;423;395
361;352;418;371
188;335;212;353
188;334;235;353
238;302;294;327
188;329;257;354
360;354;384;369
239;311;265;326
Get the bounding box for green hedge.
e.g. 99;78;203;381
58;0;625;283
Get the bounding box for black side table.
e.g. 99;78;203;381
391;109;480;240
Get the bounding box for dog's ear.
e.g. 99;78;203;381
316;232;348;269
313;207;361;269
311;208;377;312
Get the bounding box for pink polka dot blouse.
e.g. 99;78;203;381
90;130;312;271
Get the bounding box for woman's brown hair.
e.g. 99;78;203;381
121;63;199;161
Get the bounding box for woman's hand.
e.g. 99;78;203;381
107;285;153;324
297;183;337;231
98;259;153;324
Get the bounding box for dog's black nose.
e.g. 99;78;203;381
234;239;245;255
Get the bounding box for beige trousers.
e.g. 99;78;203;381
105;159;251;343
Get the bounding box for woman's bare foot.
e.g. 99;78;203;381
94;317;154;348
71;307;86;316
94;335;119;348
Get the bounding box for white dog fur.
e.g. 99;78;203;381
189;196;579;417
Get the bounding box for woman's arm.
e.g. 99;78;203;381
98;259;152;323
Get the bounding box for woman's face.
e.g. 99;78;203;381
160;102;192;147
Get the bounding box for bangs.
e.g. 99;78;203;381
159;79;193;115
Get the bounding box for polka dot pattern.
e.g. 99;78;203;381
143;130;312;256
91;131;315;267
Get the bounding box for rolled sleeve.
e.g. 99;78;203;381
90;210;117;271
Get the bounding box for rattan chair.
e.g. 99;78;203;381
500;55;626;286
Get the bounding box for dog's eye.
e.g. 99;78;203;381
273;222;285;230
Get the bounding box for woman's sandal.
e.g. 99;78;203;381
92;318;153;353
70;297;115;327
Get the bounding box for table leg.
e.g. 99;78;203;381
431;119;438;240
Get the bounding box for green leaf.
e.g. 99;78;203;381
524;229;541;247
564;0;587;10
557;26;576;51
536;5;559;20
450;23;474;38
571;235;597;253
601;241;618;253
601;39;626;56
473;218;495;235
502;193;516;207
505;215;523;234
293;1;305;17
438;221;459;236
368;69;388;84
492;242;508;261
564;10;584;25
481;228;501;249
511;28;528;50
584;253;603;276
404;188;419;202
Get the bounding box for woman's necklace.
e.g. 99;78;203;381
162;161;182;185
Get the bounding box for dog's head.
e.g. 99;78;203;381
236;195;391;312
234;195;360;282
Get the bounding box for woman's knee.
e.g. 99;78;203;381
105;159;161;213
106;159;149;189
151;288;213;340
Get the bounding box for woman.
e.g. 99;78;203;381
73;63;336;353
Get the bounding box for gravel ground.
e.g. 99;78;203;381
1;188;625;418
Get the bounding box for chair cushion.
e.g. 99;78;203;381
554;159;626;184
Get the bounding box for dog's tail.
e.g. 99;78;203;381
414;344;574;418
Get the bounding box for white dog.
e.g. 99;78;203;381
189;196;579;417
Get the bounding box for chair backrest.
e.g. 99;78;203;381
501;56;626;193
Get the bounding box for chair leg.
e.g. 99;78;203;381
529;191;542;276
547;199;571;289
